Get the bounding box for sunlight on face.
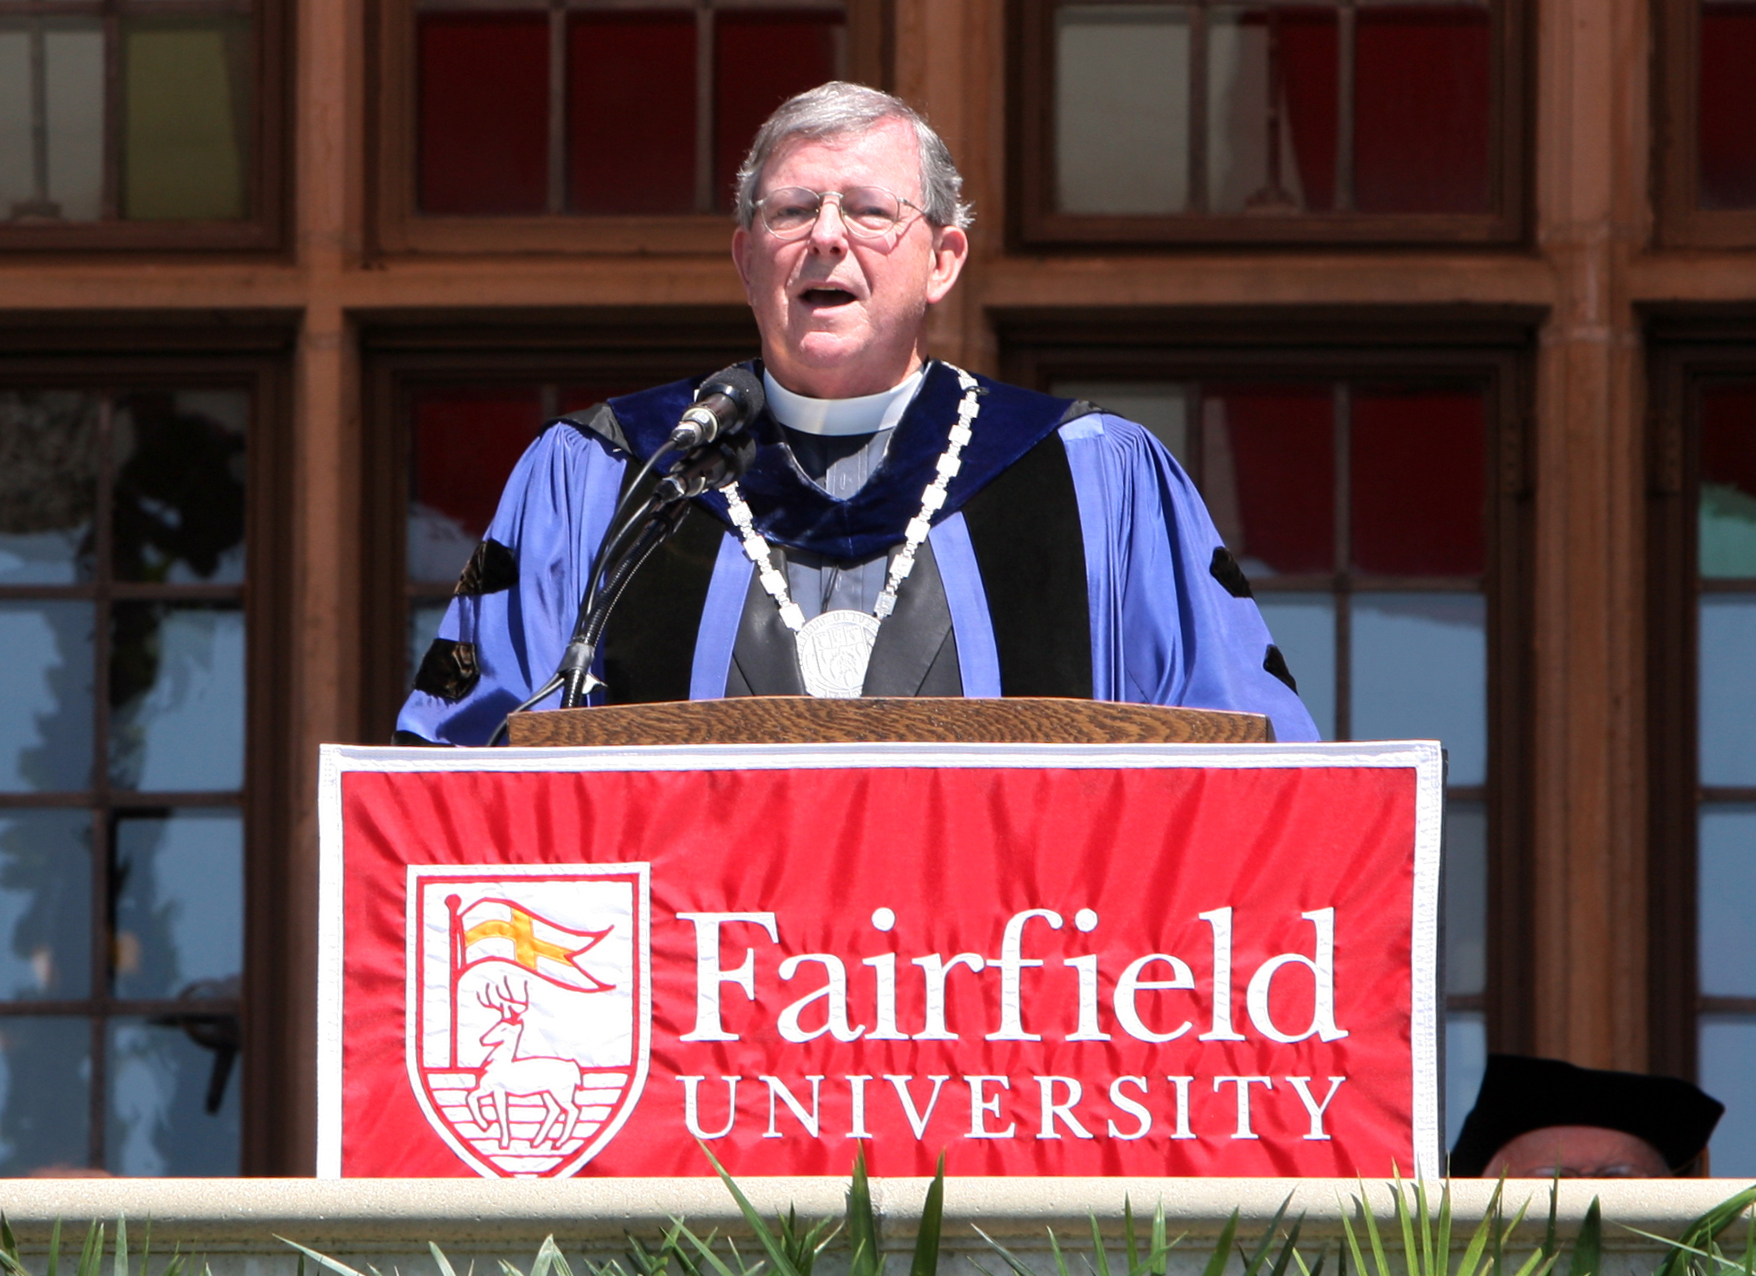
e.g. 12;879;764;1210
732;118;969;400
1483;1125;1672;1178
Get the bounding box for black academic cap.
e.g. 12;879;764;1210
1450;1053;1725;1176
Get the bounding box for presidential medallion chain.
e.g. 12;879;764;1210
723;364;981;698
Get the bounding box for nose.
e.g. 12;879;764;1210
806;192;849;252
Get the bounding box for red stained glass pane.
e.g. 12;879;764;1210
410;387;543;556
1278;9;1340;212
1699;3;1756;209
568;14;696;214
1355;7;1491;213
418;13;549;214
1351;388;1486;576
1702;385;1756;497
714;11;843;211
1202;384;1334;575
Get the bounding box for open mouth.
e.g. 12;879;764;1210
799;287;856;307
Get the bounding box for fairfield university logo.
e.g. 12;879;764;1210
405;864;651;1178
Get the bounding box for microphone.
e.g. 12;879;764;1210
668;366;765;450
657;431;757;501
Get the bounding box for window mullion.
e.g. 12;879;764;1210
1335;0;1355;211
548;0;568;213
1187;0;1208;214
694;2;715;214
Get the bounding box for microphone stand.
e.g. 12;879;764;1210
486;432;753;744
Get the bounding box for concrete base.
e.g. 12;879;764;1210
0;1180;1748;1276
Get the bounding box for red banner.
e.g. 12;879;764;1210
318;742;1442;1179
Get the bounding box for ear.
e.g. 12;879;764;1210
923;225;969;306
731;226;757;300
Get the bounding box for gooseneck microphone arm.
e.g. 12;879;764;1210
486;366;766;744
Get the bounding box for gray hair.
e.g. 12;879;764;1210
733;81;973;231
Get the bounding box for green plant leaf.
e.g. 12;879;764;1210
116;1217;129;1276
1452;1179;1505;1276
1124;1200;1139;1276
430;1245;461;1276
277;1238;369;1276
49;1218;64;1276
1565;1199;1600;1276
1090;1214;1113;1276
698;1143;797;1276
973;1226;1044;1276
80;1224;107;1276
1198;1211;1241;1276
1239;1197;1296;1276
1338;1196;1371;1276
846;1149;879;1276
910;1153;947;1276
1267;1217;1307;1276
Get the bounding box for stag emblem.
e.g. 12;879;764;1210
466;977;586;1149
408;865;651;1178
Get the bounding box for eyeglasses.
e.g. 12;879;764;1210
754;186;926;239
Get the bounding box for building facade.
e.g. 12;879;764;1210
0;0;1752;1178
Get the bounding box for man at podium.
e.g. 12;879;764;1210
396;82;1318;747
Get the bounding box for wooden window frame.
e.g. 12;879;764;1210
0;0;290;254
359;308;759;738
367;0;891;256
1654;0;1756;248
998;308;1537;1052
1646;318;1756;1083
1008;0;1530;250
0;319;296;1174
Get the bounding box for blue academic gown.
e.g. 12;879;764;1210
397;363;1319;745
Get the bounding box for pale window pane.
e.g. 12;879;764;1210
112;810;242;1000
1700;1016;1756;1176
1256;594;1334;739
1049;380;1191;464
0;33;26;214
122;19;249;221
1700;595;1756;786
1210;9;1281;213
1445;799;1487;996
1350;592;1486;783
1056;6;1189;214
1444;1011;1485;1153
108;603;245;792
0;1017;91;1174
0;390;99;585
44;27;104;221
1699;803;1756;997
0;601;94;793
0;812;91;1001
105;1017;240;1175
0;24;103;223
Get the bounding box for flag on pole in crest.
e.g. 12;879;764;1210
449;895;614;994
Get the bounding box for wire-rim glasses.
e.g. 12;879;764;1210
754;186;926;239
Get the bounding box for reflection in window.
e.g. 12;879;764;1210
1697;381;1756;1174
1052;0;1492;217
0;11;253;224
403;379;632;684
416;1;845;217
0;383;247;1174
1055;374;1493;1116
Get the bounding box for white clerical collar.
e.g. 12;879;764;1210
763;366;926;436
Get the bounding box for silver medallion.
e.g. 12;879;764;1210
795;609;880;698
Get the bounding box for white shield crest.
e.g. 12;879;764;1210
405;863;650;1177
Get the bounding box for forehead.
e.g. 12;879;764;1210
760;118;922;196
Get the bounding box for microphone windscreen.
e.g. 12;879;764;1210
699;365;765;423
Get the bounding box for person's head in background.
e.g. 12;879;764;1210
1451;1054;1724;1177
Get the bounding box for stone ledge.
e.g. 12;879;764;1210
0;1179;1747;1250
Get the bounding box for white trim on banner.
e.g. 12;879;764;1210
315;737;1445;1181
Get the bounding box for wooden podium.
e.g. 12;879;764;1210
504;696;1273;747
